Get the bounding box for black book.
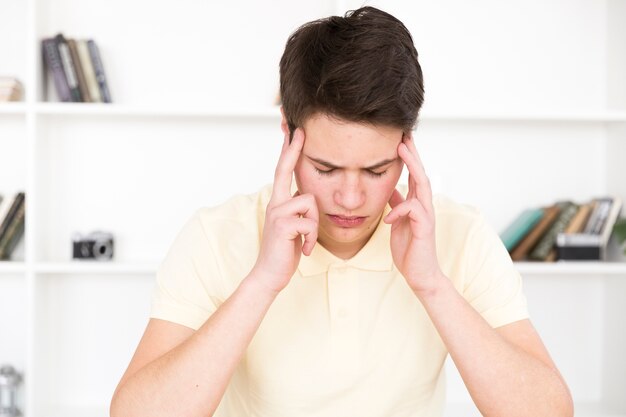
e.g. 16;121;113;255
42;38;72;102
87;40;112;103
55;33;83;102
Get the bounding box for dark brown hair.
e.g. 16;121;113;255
279;6;424;139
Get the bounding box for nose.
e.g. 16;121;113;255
334;173;365;211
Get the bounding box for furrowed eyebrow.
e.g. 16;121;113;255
306;155;397;170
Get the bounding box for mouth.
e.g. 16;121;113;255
327;214;367;228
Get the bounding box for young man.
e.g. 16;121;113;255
111;7;573;417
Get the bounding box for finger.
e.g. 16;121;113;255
277;217;318;255
398;137;433;213
271;128;305;204
299;218;319;256
402;134;429;187
383;199;431;231
269;193;319;224
384;196;427;222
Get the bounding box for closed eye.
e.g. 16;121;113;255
315;167;335;175
367;169;387;177
315;167;387;178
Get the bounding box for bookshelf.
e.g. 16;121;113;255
0;0;625;416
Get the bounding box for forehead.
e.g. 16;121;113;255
302;113;403;162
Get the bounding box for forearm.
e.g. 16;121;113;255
111;273;277;417
416;275;573;417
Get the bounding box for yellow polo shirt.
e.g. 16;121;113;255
151;184;528;417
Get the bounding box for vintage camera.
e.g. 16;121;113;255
0;364;21;417
72;231;114;261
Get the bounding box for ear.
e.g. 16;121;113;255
280;106;289;137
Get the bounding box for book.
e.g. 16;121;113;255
55;33;83;102
0;192;25;247
529;201;579;261
557;197;623;260
583;197;613;235
563;202;593;234
76;39;102;102
0;196;25;260
510;204;561;261
87;40;112;103
42;38;72;102
68;39;92;102
500;207;544;251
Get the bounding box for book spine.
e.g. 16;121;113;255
556;233;602;246
87;40;112;103
76;40;102;102
56;34;83;102
510;204;561;261
601;197;623;243
500;208;544;251
590;198;613;234
0;193;24;245
42;38;72;102
0;199;25;260
557;245;601;260
1;217;25;259
563;203;592;234
529;201;579;261
68;38;91;102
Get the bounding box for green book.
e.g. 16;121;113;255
500;208;544;251
529;201;579;261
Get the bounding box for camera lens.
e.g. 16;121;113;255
93;240;113;260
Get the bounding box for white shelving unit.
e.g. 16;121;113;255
1;0;625;416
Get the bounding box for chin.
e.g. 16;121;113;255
325;222;371;242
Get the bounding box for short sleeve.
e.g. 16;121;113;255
150;210;224;330
461;212;530;328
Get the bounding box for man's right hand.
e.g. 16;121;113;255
250;128;319;294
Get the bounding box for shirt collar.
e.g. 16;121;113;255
297;203;394;277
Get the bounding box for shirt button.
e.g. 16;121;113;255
337;308;348;318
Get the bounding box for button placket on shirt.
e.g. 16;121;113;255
327;263;360;382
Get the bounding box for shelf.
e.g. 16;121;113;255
2;258;622;276
0;102;27;115
13;102;626;123
36;405;107;417
421;109;626;123
4;260;626;276
0;261;26;273
515;261;626;276
32;261;157;275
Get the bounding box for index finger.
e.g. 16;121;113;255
399;134;433;212
271;128;304;204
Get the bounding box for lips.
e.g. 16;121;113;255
327;214;367;228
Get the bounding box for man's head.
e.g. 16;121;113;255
279;6;424;139
278;7;424;258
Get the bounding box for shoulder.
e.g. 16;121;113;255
189;184;273;286
193;184;273;242
431;193;486;255
433;194;482;228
